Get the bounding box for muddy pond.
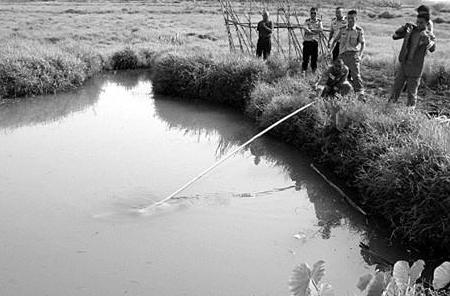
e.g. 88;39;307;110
0;71;406;296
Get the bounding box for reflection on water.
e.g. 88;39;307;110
0;78;101;130
152;95;412;266
0;71;412;296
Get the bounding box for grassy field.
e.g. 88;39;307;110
1;0;450;111
1;0;449;256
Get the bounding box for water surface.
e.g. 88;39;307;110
0;71;404;296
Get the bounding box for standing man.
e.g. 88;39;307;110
389;14;436;108
302;7;323;76
332;10;365;95
328;7;347;61
256;10;273;60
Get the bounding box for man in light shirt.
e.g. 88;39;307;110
328;7;347;61
331;10;365;95
302;7;323;76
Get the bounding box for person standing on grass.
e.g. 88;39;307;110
302;7;323;76
328;7;347;61
331;10;365;95
256;10;273;60
388;13;436;109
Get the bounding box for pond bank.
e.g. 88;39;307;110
1;40;449;256
150;52;450;256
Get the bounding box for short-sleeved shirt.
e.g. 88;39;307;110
303;18;323;42
257;20;273;39
330;17;347;38
336;25;365;53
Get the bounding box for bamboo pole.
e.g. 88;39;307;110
249;0;253;53
224;0;246;53
226;0;251;54
219;0;235;52
138;100;318;213
287;1;291;60
277;6;280;54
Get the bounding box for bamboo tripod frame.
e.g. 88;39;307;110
219;0;332;67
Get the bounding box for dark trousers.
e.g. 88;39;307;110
256;38;271;60
332;42;340;61
302;40;319;72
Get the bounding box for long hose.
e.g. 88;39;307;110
139;100;317;212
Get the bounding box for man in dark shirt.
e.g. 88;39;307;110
389;14;435;108
256;10;273;60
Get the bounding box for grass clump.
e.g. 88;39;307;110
110;47;139;70
152;52;266;108
0;39;103;99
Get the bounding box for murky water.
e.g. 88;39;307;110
0;71;405;296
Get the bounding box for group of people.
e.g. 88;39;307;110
255;5;436;109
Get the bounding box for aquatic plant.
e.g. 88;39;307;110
289;260;450;296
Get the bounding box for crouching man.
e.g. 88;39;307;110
316;58;353;98
389;13;436;109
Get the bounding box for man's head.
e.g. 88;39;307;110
416;14;430;30
347;10;357;27
335;7;344;19
417;5;431;16
262;10;269;21
310;7;318;20
333;58;345;68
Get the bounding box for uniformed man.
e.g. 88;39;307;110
256;10;273;60
302;7;323;75
331;10;365;95
328;7;347;61
389;14;436;109
316;58;353;98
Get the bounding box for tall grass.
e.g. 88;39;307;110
151;51;450;253
0;39;103;99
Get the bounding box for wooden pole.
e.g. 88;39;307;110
277;6;280;54
288;1;291;60
249;0;253;53
219;0;235;52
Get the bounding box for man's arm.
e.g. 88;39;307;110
336;66;349;86
358;28;365;57
311;21;323;34
392;24;408;40
303;20;312;34
330;29;342;50
263;21;273;33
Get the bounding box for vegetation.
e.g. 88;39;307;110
0;39;103;98
289;260;450;296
